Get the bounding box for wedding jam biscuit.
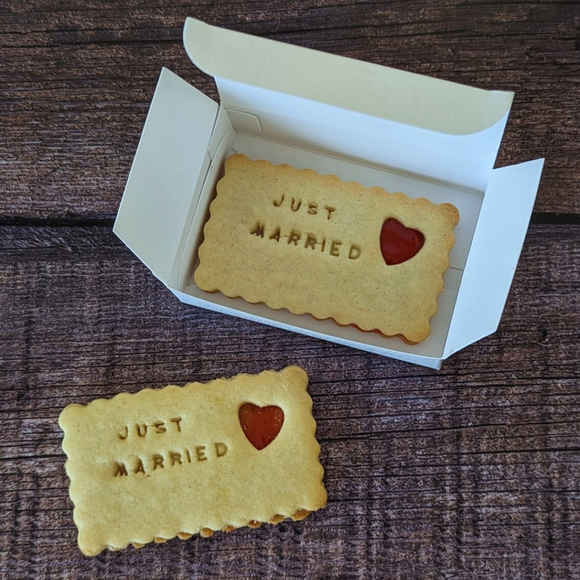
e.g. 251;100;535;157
195;154;460;344
59;366;326;556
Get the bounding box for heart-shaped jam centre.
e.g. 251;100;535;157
380;218;425;265
239;403;284;450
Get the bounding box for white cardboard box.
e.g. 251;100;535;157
114;17;544;369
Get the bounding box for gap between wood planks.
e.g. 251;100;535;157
0;212;579;228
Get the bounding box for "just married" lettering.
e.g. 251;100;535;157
248;194;361;259
112;416;229;478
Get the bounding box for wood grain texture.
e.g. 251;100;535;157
1;224;579;579
1;0;579;219
1;1;580;578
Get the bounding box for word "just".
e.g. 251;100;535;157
273;195;336;220
117;417;183;440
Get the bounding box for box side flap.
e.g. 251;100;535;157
443;159;545;358
183;18;513;137
113;68;218;285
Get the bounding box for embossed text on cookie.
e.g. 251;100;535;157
250;220;361;259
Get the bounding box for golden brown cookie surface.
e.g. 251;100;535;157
195;154;459;343
59;367;326;556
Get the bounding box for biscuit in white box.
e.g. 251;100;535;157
195;154;459;344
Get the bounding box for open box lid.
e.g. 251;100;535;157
183;18;514;168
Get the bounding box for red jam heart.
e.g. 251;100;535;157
239;403;284;450
380;218;425;265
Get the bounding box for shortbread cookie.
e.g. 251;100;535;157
195;154;459;344
59;366;326;556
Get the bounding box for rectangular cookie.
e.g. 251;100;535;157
59;366;326;556
194;154;459;344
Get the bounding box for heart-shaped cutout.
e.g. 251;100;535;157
239;403;284;450
380;218;425;266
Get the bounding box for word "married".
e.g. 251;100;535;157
250;222;361;260
113;442;229;478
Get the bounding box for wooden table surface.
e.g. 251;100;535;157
1;1;579;578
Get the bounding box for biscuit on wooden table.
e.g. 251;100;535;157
59;366;326;556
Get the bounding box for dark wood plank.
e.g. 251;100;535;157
1;0;579;219
1;223;579;579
